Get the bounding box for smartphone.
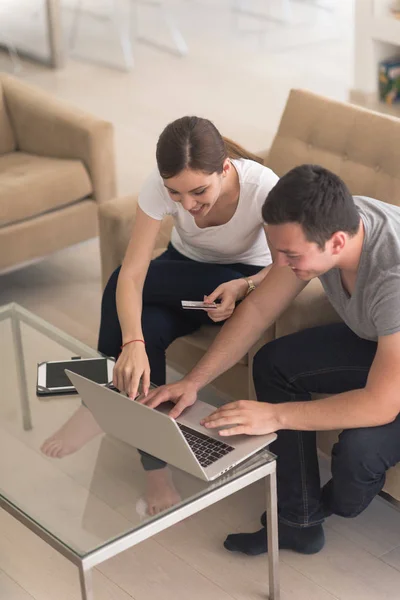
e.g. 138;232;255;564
37;357;115;396
181;300;218;310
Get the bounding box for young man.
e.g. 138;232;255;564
140;164;400;556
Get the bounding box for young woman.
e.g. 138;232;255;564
41;116;279;514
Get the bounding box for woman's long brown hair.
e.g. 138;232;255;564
156;116;263;179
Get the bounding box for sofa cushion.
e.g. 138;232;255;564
0;87;16;155
0;152;93;227
267;89;400;206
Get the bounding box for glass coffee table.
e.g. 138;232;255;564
0;303;279;599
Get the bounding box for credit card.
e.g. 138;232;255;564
181;300;218;310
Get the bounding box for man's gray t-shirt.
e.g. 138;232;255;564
319;196;400;342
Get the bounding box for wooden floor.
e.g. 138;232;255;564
2;1;400;598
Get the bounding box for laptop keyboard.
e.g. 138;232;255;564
178;424;234;468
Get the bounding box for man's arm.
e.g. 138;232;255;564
190;265;307;388
186;264;306;390
203;331;400;436
141;265;306;416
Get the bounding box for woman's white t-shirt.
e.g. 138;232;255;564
138;158;279;266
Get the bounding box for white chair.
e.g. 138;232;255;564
231;0;292;25
68;0;187;71
0;33;21;72
231;0;336;29
134;0;188;57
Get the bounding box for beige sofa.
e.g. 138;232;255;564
98;89;400;501
0;74;116;273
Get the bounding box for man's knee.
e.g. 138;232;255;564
252;338;292;405
253;340;275;376
332;428;387;483
323;429;389;519
252;337;291;382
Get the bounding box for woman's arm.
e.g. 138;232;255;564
113;207;163;397
116;206;162;343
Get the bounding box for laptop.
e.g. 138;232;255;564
66;370;277;481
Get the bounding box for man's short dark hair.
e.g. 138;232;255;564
262;164;360;248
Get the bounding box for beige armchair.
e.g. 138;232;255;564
98;88;400;501
0;74;116;272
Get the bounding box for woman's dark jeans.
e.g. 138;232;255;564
98;243;262;470
253;322;400;526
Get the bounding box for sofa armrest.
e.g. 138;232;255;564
1;75;116;204
98;195;174;288
276;277;341;339
98;197;136;287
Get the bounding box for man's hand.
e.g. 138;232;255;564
201;400;282;436
137;379;198;419
203;279;248;322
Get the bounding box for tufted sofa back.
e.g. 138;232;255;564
267;89;400;207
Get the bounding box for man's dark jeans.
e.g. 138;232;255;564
253;323;400;527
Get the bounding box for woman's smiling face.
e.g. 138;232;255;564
162;161;230;217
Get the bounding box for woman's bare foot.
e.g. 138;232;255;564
145;468;181;516
40;406;103;458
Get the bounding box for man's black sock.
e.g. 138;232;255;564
224;521;325;556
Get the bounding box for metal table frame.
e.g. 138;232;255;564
0;303;280;600
1;458;279;600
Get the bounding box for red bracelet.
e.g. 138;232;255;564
120;339;145;350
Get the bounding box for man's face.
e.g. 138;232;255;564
267;222;338;280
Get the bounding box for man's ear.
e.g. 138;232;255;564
330;232;346;255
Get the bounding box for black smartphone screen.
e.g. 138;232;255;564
46;359;109;389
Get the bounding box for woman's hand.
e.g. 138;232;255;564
204;278;248;322
113;342;150;399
